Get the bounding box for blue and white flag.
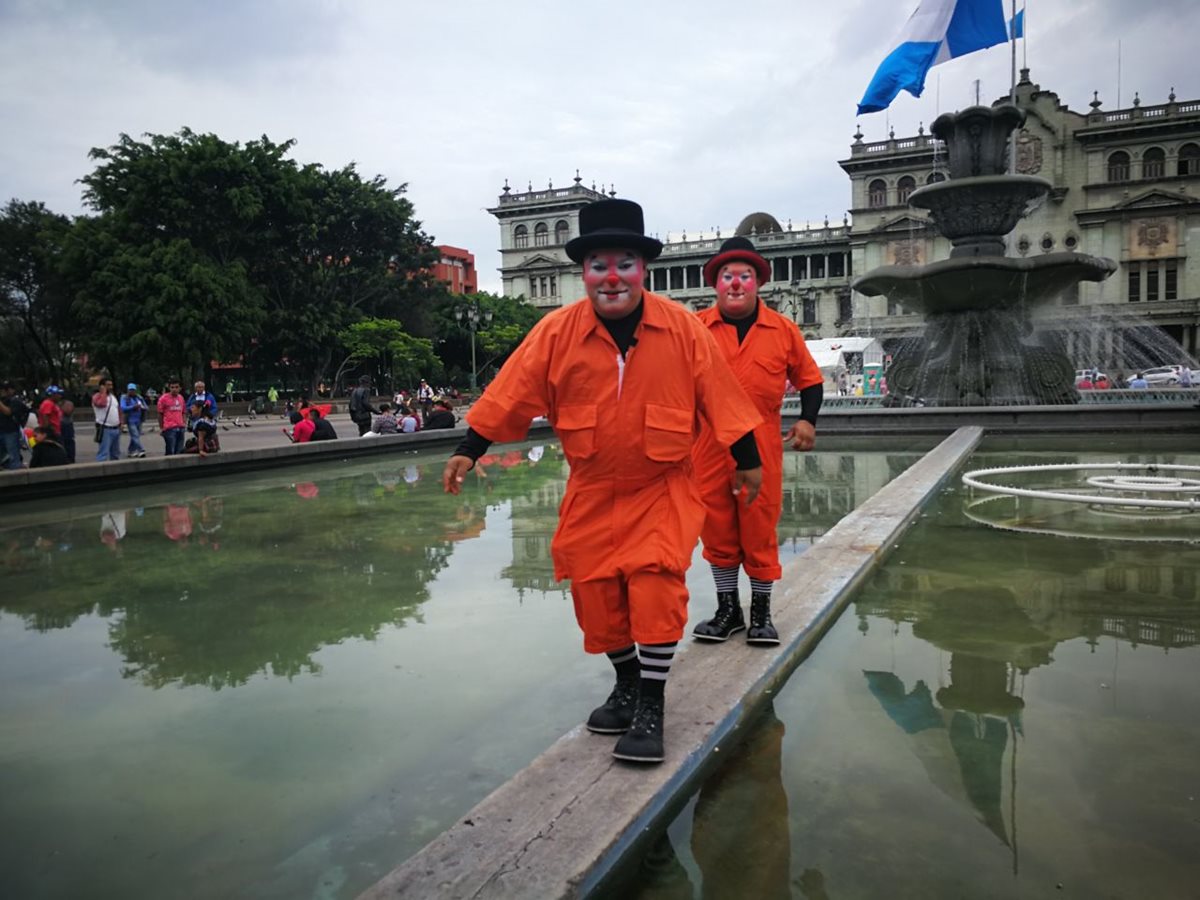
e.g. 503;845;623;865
857;0;1009;114
1009;8;1024;39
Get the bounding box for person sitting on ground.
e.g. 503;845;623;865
29;426;68;468
184;401;219;456
424;399;457;430
372;403;399;435
310;408;338;441
399;405;421;433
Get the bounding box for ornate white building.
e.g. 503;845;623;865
490;70;1200;363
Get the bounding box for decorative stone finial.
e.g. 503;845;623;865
1133;92;1141;107
843;212;849;226
609;185;616;197
824;215;830;228
716;226;721;238
548;178;553;189
574;169;582;185
502;178;511;194
1169;86;1177;102
853;124;863;143
1089;91;1102;111
591;180;597;191
787;218;792;231
889;126;896;139
918;121;924;136
527;180;533;192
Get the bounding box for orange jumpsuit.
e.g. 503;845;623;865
467;292;761;653
693;304;823;581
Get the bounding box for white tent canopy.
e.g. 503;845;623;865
805;337;885;373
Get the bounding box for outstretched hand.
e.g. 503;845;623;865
786;420;816;451
442;455;474;494
732;467;763;506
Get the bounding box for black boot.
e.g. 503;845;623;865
692;591;745;642
586;678;639;734
746;592;780;645
612;694;665;763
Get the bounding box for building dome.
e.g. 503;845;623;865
734;212;783;236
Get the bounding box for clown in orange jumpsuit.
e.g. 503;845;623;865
692;236;824;645
443;199;762;763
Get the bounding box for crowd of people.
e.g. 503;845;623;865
0;377;231;469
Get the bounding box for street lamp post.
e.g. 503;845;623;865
454;301;494;392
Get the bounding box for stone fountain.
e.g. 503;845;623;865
853;105;1117;406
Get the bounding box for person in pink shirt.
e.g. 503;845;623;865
156;378;187;455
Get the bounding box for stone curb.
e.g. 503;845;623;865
0;422;554;505
357;426;984;900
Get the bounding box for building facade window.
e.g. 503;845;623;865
554;220;569;244
1127;262;1140;302
669;267;684;291
652;268;668;291
792;255;808;280
1142;147;1165;179
773;258;789;281
830;254;845;277
1165;259;1177;301
529;275;539;298
1106;151;1131;182
534;222;549;247
802;295;817;324
686;265;702;288
837;292;853;323
868;179;888;208
514;225;529;249
1178;143;1200;176
1146;265;1159;301
812;256;826;279
897;175;916;204
549;275;557;297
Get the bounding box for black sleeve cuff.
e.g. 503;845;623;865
453;427;493;462
729;431;762;470
798;382;824;426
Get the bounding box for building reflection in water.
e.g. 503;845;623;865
854;530;1200;873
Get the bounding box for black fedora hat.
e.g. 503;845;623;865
565;199;664;263
703;236;771;286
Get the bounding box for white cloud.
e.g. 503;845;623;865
1;0;1196;292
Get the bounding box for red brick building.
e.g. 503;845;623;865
433;245;478;294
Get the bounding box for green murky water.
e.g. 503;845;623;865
0;440;926;900
618;437;1200;900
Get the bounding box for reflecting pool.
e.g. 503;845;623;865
0;440;927;900
615;436;1200;900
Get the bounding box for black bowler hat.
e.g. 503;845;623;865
702;236;771;287
565;199;664;263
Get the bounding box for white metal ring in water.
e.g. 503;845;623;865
961;462;1200;511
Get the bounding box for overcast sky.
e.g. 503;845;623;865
2;0;1196;292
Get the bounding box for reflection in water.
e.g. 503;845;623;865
0;446;918;900
621;445;1200;900
0;447;570;690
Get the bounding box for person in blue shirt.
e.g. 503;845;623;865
186;380;219;426
120;383;149;458
1128;372;1149;390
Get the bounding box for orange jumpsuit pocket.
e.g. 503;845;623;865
644;403;693;462
555;404;598;460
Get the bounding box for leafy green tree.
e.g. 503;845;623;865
255;164;439;393
427;291;542;387
338;318;441;393
0;200;77;385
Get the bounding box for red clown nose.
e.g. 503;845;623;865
605;274;620;287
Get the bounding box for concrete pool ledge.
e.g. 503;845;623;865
359;426;985;900
0;422;556;504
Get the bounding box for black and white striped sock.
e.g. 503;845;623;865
749;578;773;598
637;642;676;699
711;564;740;594
607;645;639;682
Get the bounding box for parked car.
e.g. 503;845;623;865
1141;365;1184;386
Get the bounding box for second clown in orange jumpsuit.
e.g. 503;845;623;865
692;236;824;646
443;200;762;764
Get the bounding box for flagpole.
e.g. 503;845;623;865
1022;0;1028;70
1009;0;1018;177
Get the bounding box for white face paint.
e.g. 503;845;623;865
583;249;646;319
715;261;759;320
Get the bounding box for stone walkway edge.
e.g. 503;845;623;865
358;426;985;900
